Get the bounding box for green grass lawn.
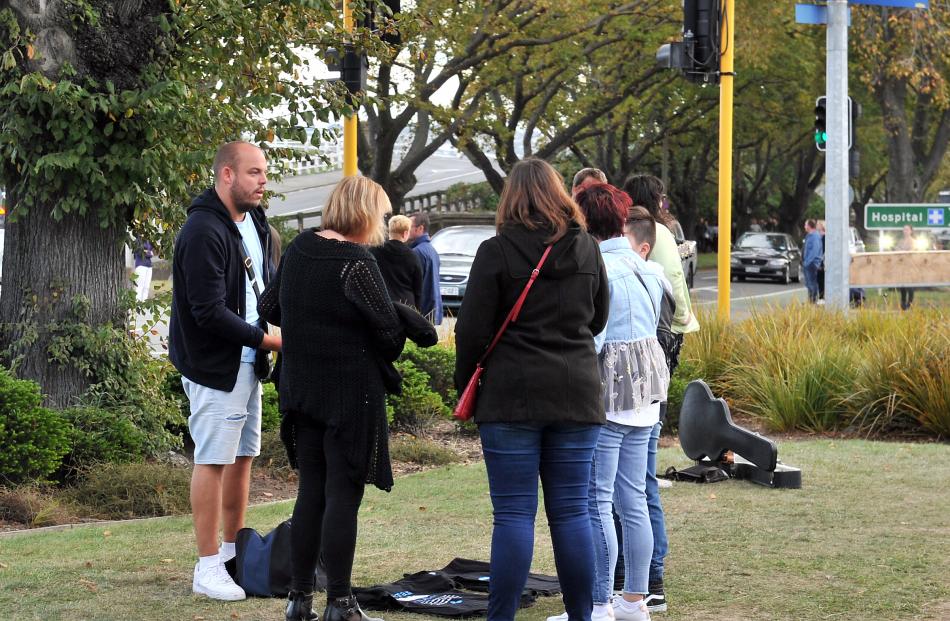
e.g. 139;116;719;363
2;440;949;621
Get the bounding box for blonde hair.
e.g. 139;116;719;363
496;158;586;244
388;214;412;239
323;176;392;246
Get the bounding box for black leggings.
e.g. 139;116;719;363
290;419;365;598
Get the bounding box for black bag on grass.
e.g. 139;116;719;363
225;520;327;597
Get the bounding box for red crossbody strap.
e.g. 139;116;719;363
478;245;553;365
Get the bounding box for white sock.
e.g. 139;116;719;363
617;598;644;611
219;541;236;561
198;554;219;572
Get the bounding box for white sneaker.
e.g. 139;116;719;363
657;478;673;489
547;606;614;621
192;561;246;601
612;598;651;621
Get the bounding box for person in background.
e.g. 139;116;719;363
572;167;608;197
621;173;699;614
370;214;424;309
896;224;915;310
408;211;443;324
803;219;823;304
816;220;826;302
258;176;402;621
169;141;282;602
455;158;609;621
133;239;155;302
571;186;670;621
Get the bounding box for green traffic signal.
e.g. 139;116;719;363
814;96;827;151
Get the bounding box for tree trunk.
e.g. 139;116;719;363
0;190;126;408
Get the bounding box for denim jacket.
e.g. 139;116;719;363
594;237;670;353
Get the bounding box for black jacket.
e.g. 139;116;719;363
369;239;424;309
169;188;272;391
454;223;609;425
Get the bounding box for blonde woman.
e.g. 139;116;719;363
258;176;403;621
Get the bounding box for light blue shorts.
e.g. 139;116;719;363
183;362;262;465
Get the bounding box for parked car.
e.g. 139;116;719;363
730;232;802;284
430;225;496;311
669;220;698;289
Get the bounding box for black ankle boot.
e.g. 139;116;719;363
323;594;384;621
285;590;318;621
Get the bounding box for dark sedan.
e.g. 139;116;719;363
730;232;802;284
431;225;496;311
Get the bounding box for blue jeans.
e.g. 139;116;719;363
590;422;652;603
646;420;668;584
803;264;820;303
480;422;601;621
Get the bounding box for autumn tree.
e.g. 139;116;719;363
0;0;363;407
853;3;950;203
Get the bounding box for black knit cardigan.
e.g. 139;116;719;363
258;231;406;491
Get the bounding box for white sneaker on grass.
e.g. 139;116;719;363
193;561;246;601
612;598;650;621
547;605;614;621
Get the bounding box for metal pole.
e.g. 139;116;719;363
825;0;850;310
717;0;735;320
343;3;358;177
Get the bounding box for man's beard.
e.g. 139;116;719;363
232;186;261;213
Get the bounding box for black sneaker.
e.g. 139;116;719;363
645;583;667;613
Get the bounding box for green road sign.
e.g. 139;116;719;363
865;204;948;230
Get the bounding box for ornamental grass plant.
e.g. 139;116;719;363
681;304;949;437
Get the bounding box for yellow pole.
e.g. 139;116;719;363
717;0;735;320
343;2;358;177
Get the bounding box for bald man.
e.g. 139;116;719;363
169;141;282;601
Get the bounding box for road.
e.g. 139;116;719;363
690;267;807;317
266;150;487;228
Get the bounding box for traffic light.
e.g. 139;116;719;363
814;96;827;151
656;0;721;83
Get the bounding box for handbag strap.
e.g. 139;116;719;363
477;245;553;366
240;239;264;300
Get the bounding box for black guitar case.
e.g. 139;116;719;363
679;380;801;489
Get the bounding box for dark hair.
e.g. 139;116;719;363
805;218;817;230
411;211;430;232
572;167;607;190
496;158;586;243
625;205;657;252
622;173;673;227
574;182;631;241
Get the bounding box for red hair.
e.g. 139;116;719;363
573;182;632;241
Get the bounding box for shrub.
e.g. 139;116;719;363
0;368;71;484
390;435;460;466
665;359;698;432
67;462;191;519
399;342;457;408
680;305;949;437
257;429;294;478
387;359;450;434
59;406;148;476
261;381;281;432
0;485;81;528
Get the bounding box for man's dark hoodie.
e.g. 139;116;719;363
169;188;273;392
369;239;424;309
454;222;609;425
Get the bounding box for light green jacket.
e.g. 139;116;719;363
651;224;700;334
